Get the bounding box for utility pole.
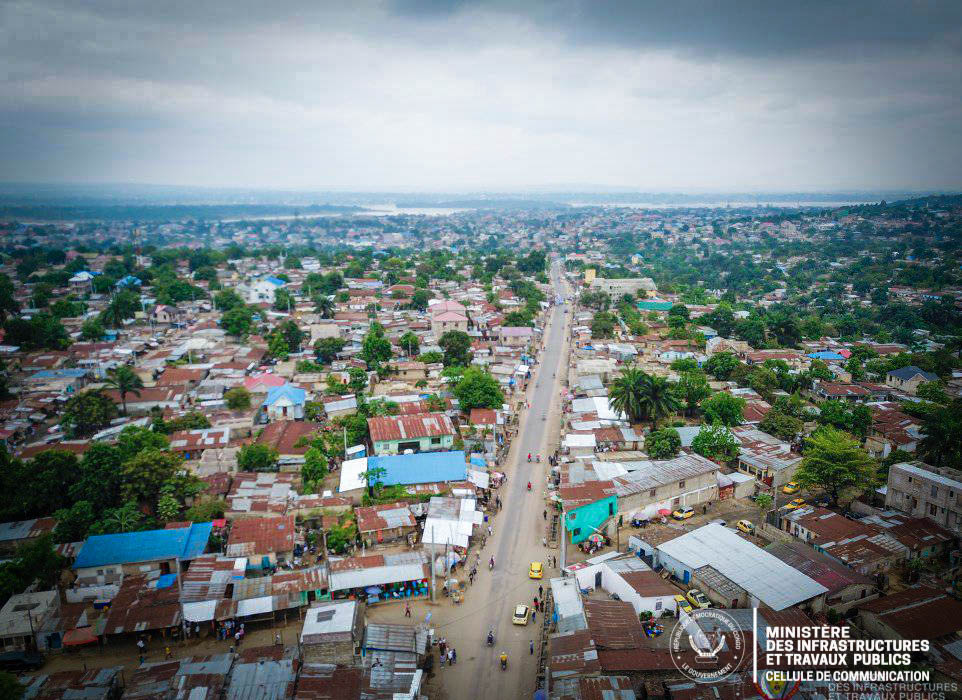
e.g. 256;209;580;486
430;527;436;602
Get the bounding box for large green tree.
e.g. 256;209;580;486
120;449;182;509
701;392;746;427
62;389;118;437
438;330;472;367
453;367;504;411
691;424;740;462
794;427;877;505
918;400;962;470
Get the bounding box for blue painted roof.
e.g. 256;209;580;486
262;384;307;407
264;277;286;286
32;368;87;378
73;522;213;569
369;450;468;486
115;275;142;288
807;352;845;361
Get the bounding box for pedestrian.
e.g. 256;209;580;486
165;646;172;660
530;640;534;655
543;509;547;520
532;608;537;622
139;653;145;665
449;648;455;665
534;596;539;608
137;638;145;653
275;633;281;645
405;602;411;618
194;624;199;638
542;536;547;547
234;630;242;647
229;644;235;655
539;585;543;598
487;525;493;537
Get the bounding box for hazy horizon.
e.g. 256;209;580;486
2;1;961;192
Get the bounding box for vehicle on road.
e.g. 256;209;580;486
512;604;530;625
708;519;727;527
529;561;543;579
500;652;508;670
782;482;800;494
736;519;755;534
783;498;806;510
672;506;694;520
673;595;694;614
685;588;711;609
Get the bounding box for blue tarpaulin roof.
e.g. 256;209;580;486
807;351;845;361
156;573;178;589
73;522;213;569
262;384;306;407
368;450;468;486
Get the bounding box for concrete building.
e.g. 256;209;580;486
300;600;364;664
589;277;657;298
885;365;938;395
603;452;721;520
367;413;456;455
885;461;962;534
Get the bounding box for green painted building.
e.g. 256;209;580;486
560;483;618;544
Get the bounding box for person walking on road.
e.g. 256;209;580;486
543;509;547;520
405;602;411;617
530;640;535;655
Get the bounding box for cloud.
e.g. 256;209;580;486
0;0;960;191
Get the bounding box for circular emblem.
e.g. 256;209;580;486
754;672;801;700
669;608;746;683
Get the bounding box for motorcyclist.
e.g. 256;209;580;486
500;651;508;670
527;453;531;462
487;630;494;646
489;555;495;569
527;481;532;491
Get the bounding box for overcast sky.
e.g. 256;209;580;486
1;1;961;192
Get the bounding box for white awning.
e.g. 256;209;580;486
236;596;273;617
182;600;217;622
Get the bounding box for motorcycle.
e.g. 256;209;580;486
486;631;495;647
500;655;508;671
489;557;495;570
526;482;532;491
536;454;541;463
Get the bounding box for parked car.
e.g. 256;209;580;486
736;519;755;535
783;498;806;510
672;506;694;520
512;604;530;625
673;594;694;614
528;561;543;579
782;482;800;495
685;589;711;609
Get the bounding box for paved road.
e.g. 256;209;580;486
432;259;571;700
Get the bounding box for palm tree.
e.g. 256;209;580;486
609;367;647;424
104;365;143;416
637;374;682;431
315;295;335;319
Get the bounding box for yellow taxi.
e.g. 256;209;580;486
782;482;800;495
674;594;694;614
512;604;530;625
736;519;755;535
783;498;806;510
685;589;711;609
672;506;694;520
529;561;543;579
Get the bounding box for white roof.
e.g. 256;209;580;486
570;396;624;422
338;457;368;492
657;524;827;610
564;433;597;449
183;600;217;622
300;600;356;641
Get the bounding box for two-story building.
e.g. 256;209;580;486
885;461;962;534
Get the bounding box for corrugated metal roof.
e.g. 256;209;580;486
657;524;827;610
367;450;467;486
225;658;296;700
74;522;213;569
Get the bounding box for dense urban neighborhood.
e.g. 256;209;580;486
0;194;960;699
